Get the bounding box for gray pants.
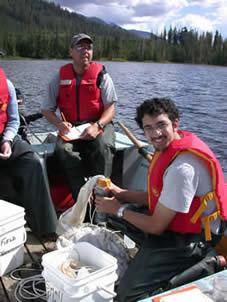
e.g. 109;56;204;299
55;123;115;200
0;135;58;235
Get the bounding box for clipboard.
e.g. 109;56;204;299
59;123;91;141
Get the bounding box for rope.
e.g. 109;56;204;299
88;194;99;225
14;275;46;301
59;258;96;279
11;268;46;302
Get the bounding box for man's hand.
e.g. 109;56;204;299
57;121;72;136
95;196;121;215
0;141;12;160
108;182;125;198
80;123;101;140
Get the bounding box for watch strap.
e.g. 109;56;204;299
117;204;127;218
96;120;105;130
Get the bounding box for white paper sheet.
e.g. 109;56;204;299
60;123;91;141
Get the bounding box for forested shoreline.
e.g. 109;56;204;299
1;0;227;65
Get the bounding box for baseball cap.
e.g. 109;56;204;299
70;33;93;48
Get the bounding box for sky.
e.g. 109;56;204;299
54;0;227;38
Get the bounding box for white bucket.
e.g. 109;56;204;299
0;200;26;275
42;242;118;302
0;244;25;276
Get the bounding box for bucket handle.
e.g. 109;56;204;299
97;285;116;298
22;229;27;244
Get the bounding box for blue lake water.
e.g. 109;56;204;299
1;60;227;172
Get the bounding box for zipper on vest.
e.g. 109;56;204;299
76;77;80;121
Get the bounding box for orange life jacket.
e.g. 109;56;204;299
148;130;227;240
0;68;9;134
58;62;103;123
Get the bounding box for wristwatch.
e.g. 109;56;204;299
96;120;105;130
117;205;127;218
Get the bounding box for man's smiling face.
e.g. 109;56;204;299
142;113;179;151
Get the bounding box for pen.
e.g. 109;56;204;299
61;112;67;122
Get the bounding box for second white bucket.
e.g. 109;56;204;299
42;242;118;302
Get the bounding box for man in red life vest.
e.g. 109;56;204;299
42;33;116;201
95;97;227;302
0;68;57;237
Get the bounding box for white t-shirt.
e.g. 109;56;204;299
159;152;221;234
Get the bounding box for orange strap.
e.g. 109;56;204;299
201;211;220;241
191;192;215;223
0;103;7;111
191;191;220;241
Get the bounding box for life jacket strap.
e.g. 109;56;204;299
191;191;215;223
201;211;220;241
0;103;7;112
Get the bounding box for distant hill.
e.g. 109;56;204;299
0;0;145;58
88;17;109;26
0;0;139;40
128;29;156;39
87;17;157;39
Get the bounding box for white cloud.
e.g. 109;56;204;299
171;14;214;33
55;0;227;38
187;0;224;8
74;3;134;25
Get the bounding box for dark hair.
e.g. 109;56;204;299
135;97;180;129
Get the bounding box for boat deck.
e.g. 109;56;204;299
0;227;56;302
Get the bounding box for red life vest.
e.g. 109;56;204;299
58;62;103;123
148;130;227;240
0;68;9;134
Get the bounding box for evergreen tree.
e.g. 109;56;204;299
0;0;226;65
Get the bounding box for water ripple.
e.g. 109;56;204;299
1;60;227;172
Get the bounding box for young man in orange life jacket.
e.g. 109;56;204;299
95;97;227;302
42;33;116;202
0;68;57;237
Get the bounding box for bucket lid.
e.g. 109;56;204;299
0;200;25;224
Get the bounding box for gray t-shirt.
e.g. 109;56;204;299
159;152;221;234
41;67;117;112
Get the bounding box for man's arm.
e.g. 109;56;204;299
41;74;72;135
122;202;176;234
79;102;115;140
113;155;199;234
41;110;72;135
95;179;174;235
81;71;116;139
95;195;176;235
108;154;201;235
110;182;148;205
3;80;20;142
96;155;200;235
0;80;20;159
96;71;117;127
97;102;115;126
